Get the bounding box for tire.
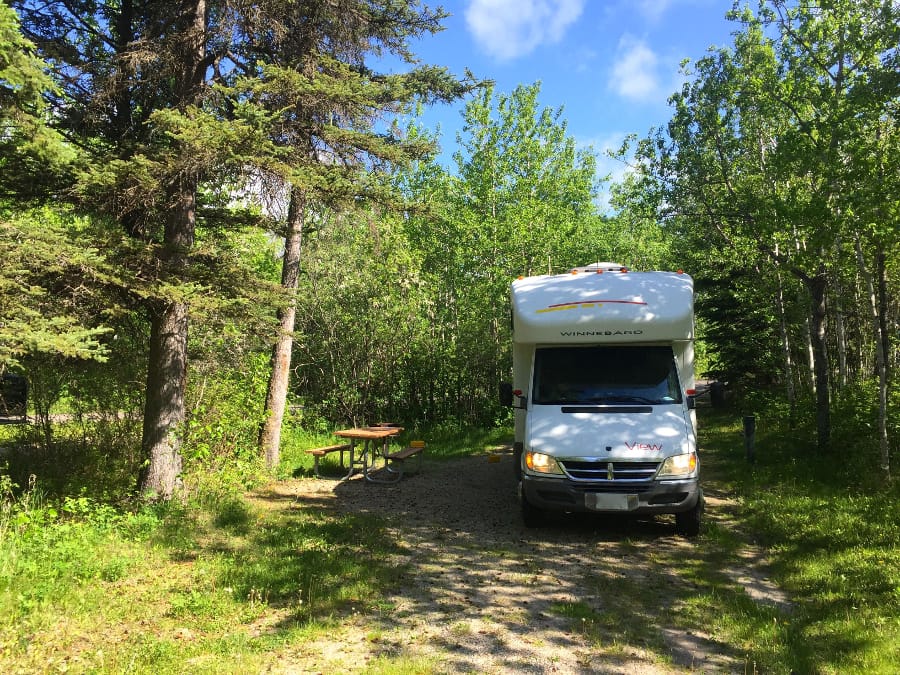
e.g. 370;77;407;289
521;493;544;528
513;443;523;481
675;492;704;537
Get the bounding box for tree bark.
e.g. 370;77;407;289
806;270;830;452
832;243;848;389
139;300;188;497
876;251;891;382
855;239;890;480
774;267;796;428
259;189;305;469
138;0;205;497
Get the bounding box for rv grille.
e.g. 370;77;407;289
560;460;659;482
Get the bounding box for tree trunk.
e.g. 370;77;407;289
774;267;796;428
832;248;848;389
139;301;188;498
804;315;816;394
876;251;891;382
855;239;890;480
139;179;195;498
806;271;830;452
259;189;305;469
137;0;204;499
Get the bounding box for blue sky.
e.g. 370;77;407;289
392;0;740;204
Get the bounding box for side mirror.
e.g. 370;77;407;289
685;388;696;410
499;382;514;407
500;382;526;409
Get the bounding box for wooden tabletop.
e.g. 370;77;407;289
334;427;403;440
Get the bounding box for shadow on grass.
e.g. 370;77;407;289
695;407;900;672
139;408;895;672
208;496;408;626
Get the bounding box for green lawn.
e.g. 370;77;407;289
1;411;898;672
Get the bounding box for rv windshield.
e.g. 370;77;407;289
532;345;682;405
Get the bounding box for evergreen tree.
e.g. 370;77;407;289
12;0;472;496
1;6;108;375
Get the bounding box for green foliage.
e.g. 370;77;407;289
0;208;117;373
0;4;74;197
381;83;608;428
0;479;161;651
2;411;900;671
611;0;900;458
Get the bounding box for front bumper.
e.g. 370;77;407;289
520;473;701;515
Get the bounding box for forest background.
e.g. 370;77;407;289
1;0;898;495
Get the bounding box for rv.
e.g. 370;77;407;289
500;263;703;536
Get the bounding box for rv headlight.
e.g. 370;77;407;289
657;452;698;478
524;451;564;475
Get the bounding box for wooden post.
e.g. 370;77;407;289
743;415;756;463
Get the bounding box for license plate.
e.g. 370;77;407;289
586;493;638;511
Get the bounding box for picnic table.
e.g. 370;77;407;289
333;426;401;482
306;424;425;483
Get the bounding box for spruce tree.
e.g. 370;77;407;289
13;0;474;495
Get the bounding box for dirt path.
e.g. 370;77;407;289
252;451;789;674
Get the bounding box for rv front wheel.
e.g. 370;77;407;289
675;493;704;537
521;494;545;528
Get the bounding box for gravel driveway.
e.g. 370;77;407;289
261;449;788;673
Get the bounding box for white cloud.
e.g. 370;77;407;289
609;35;661;101
465;0;585;61
635;0;674;22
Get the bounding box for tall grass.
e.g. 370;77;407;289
700;406;900;673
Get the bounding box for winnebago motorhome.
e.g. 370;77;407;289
500;263;703;536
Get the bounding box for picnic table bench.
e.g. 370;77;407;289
382;440;425;482
305;443;352;478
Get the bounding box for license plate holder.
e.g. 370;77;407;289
586;493;639;511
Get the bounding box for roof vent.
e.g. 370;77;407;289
569;262;628;274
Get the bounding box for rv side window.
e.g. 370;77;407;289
533;346;682;405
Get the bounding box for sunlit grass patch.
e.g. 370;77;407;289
365;653;440;674
0;466;408;673
698;407;900;673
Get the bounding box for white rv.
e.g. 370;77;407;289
500;263;703;535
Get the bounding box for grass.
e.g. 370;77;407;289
0;456;409;672
1;409;898;672
694;409;900;673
